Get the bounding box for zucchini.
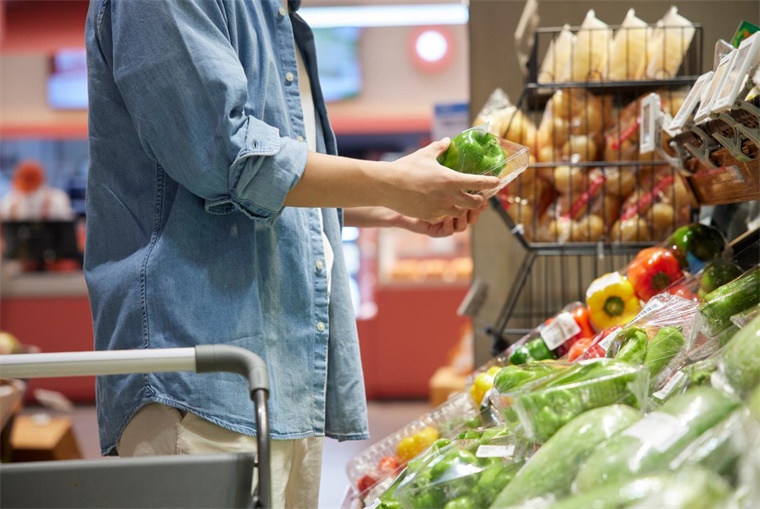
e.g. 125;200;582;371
573;387;740;493
489;405;641;508
721;312;760;396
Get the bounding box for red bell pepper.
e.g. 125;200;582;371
577;326;621;361
666;282;699;302
627;247;685;302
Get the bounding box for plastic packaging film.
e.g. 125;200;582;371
608;9;649;81
572;387;741;493
538;25;575;83
567;10;612;82
510;359;648;443
646;6;696;79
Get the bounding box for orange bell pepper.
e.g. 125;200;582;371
627;247;684;302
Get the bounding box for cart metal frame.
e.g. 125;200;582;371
0;345;271;509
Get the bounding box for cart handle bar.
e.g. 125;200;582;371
0;345;269;394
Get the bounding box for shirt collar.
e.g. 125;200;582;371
288;0;301;12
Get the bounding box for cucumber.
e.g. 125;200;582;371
573;387;740;493
721;313;760;396
551;467;730;509
699;267;760;336
489;405;641;508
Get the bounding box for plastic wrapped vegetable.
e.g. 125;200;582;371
551;467;731;509
612;326;648;365
490;405;642;507
645;6;696;79
665;223;727;274
437;124;529;198
699;266;760;341
511;359;647;443
608;9;649;81
698;259;744;300
490;362;570;423
573;387;741;492
394;435;525;509
719;313;760;397
586;272;642;331
643;325;686;384
626;247;684;302
568;10;612;81
508;337;557;365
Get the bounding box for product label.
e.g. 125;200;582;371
476;444;516;458
631;296;667;322
653;371;687;401
541;312;582;350
622;412;688;453
364;499;381;509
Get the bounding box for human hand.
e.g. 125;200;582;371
377;139;500;222
393;201;489;238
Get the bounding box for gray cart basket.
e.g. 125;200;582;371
0;345;271;509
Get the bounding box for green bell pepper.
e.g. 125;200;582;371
613;326;648;365
493;362;558;393
508;338;556;365
438;129;508;177
643;325;685;380
666;224;725;273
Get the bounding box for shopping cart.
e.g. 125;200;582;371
0;345;271;509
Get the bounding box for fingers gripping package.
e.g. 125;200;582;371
437;124;530;199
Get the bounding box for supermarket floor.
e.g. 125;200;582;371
61;400;431;508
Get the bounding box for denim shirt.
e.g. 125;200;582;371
84;0;369;455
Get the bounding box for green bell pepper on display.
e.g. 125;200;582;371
643;325;685;381
666;223;725;272
613;326;648;365
508;338;556;365
437;129;508;177
493;362;558;393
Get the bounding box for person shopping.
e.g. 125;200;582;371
84;1;498;506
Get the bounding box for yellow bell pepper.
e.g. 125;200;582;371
469;366;502;407
586;272;642;331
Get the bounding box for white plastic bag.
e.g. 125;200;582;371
567;10;612;82
608;9;650;80
646;6;696;79
538;24;575;83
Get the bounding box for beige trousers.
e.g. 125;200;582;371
117;403;323;509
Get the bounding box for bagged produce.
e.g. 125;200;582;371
697;266;760;343
394;430;526;509
472;89;538;154
538;24;575;84
567;10;612;82
719;312;760;397
551;467;731;509
572;387;741;492
489;361;571;423
608;9;649;81
511;359;648;443
489;405;642;507
645;6;696;79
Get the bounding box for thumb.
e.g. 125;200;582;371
428;137;451;157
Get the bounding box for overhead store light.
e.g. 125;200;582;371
298;4;469;28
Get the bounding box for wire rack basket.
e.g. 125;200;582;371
482;19;704;350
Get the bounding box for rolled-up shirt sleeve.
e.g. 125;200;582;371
100;0;307;222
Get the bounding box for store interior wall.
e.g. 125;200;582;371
468;0;760;365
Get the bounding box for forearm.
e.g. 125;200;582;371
284;152;390;209
343;207;400;228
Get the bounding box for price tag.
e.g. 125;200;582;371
476;444;516;458
622;412;688;452
541;312;582;350
653;371;687;401
480;387;496;410
364;499;381;509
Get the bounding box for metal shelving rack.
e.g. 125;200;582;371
486;22;704;354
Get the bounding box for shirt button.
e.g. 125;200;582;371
317;322;325;332
278;7;286;17
297;135;304;142
285;72;295;83
316;259;324;271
